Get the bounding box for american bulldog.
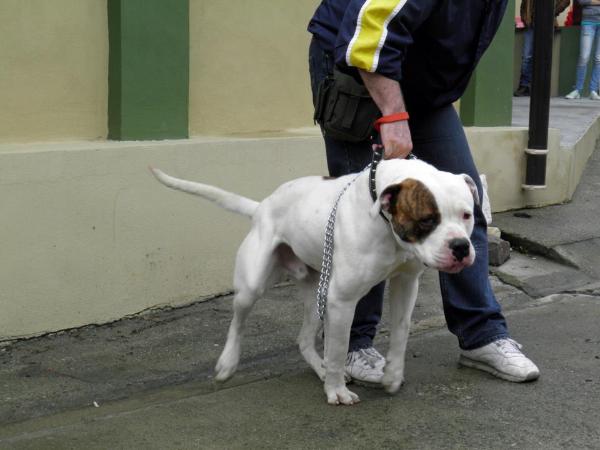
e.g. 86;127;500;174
150;158;478;405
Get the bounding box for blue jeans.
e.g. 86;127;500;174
308;38;509;350
518;28;534;88
575;24;600;92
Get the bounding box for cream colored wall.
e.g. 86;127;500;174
468;127;569;211
0;0;108;144
188;0;317;136
0;135;326;340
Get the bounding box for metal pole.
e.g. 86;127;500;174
524;0;554;189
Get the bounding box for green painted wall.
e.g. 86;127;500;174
460;0;515;126
108;0;189;140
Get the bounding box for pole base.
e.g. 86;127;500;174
522;183;547;190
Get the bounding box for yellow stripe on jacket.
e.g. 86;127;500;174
346;0;408;72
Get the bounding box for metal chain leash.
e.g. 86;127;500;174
315;145;416;321
316;170;366;321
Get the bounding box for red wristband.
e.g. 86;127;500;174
373;112;410;132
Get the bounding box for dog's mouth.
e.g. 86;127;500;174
423;260;469;274
429;252;475;273
439;263;467;274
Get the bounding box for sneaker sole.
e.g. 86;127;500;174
348;377;386;388
345;370;384;386
458;355;540;383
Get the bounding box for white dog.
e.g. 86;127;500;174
151;158;478;405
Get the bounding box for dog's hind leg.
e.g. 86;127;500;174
215;229;278;382
296;270;325;381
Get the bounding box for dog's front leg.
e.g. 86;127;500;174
382;264;423;393
323;292;360;405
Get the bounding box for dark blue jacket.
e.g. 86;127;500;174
308;0;508;112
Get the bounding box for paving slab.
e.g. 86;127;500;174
1;294;598;450
491;252;596;297
554;238;600;279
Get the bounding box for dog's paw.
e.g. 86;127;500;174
214;362;237;382
382;367;405;394
214;353;239;382
324;385;360;405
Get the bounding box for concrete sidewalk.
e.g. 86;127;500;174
0;293;598;449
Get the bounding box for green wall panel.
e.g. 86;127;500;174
460;0;515;127
558;27;587;96
108;0;189;140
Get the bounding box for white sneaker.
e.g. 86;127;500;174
565;89;581;99
459;338;540;382
345;347;385;383
591;91;600;100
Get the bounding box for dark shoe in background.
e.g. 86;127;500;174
513;85;530;97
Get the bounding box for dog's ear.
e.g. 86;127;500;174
370;183;402;219
461;174;480;206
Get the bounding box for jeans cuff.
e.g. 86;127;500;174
459;333;510;351
348;337;374;353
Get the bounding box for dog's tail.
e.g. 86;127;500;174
149;167;259;218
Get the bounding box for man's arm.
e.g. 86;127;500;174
334;0;437;159
358;69;412;160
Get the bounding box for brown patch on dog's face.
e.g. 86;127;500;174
380;179;441;243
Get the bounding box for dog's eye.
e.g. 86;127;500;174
463;212;472;220
419;217;436;228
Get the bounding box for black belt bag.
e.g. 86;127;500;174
313;69;381;143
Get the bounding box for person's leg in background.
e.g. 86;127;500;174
590;24;600;99
309;38;386;383
409;104;539;381
567;24;594;99
515;27;534;96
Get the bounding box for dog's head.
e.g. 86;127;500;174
372;169;479;273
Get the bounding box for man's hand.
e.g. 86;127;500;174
377;120;413;159
358;69;413;159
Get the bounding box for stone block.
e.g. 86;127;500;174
488;235;511;266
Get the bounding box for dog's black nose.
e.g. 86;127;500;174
449;238;470;262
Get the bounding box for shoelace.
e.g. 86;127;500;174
494;338;523;355
349;348;384;368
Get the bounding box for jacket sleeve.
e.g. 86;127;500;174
577;0;593;6
333;0;437;81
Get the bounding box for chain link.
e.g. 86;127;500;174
316;170;366;321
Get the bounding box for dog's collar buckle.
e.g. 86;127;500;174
370;147;418;222
369;147;389;223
